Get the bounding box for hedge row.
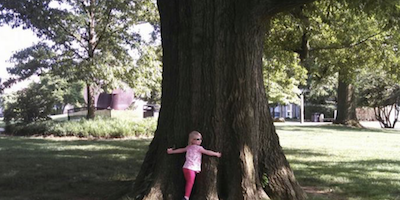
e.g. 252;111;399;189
4;117;157;138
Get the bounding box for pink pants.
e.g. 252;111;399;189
183;168;196;198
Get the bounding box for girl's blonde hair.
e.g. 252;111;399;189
188;131;202;145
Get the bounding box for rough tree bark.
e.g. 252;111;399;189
86;0;98;120
128;0;314;199
334;70;362;127
86;85;96;119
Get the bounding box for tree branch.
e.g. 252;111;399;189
55;20;87;49
261;0;316;18
80;0;88;14
93;7;113;51
309;32;384;52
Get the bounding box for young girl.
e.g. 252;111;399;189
167;131;221;200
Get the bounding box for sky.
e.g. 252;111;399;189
0;25;39;94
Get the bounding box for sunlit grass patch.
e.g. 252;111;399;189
277;125;400;200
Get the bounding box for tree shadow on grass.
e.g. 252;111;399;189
0;136;151;200
284;148;400;200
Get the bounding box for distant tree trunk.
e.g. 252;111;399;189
86;85;95;119
334;70;361;127
272;105;276;118
61;104;66;114
129;0;313;199
86;1;97;120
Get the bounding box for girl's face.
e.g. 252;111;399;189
191;134;202;145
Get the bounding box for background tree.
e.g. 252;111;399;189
0;0;159;119
318;1;383;127
357;70;400;128
125;44;162;104
263;22;307;118
2;75;84;123
40;75;85;114
264;2;343;121
355;26;400;129
264;0;397;125
2;43;54;88
314;0;400;125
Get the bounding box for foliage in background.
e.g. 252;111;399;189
264;0;400;108
2;75;84;123
0;0;160;118
357;69;400;128
3;88;53;123
307;74;337;104
42;75;85;114
125;45;162;104
261;0;400;127
4;117;157;138
263;14;307;106
1;0;159;86
304;104;336;120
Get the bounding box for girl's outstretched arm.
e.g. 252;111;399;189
200;148;221;157
167;147;187;154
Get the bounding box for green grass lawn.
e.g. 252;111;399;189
276;125;400;200
0;125;399;200
0;136;151;200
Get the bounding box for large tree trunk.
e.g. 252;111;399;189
129;1;312;199
86;0;97;120
86;85;96;119
334;70;361;127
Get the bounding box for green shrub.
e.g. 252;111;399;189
4;118;157;138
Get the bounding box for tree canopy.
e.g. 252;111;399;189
262;0;400;126
2;74;84;122
0;0;160;118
